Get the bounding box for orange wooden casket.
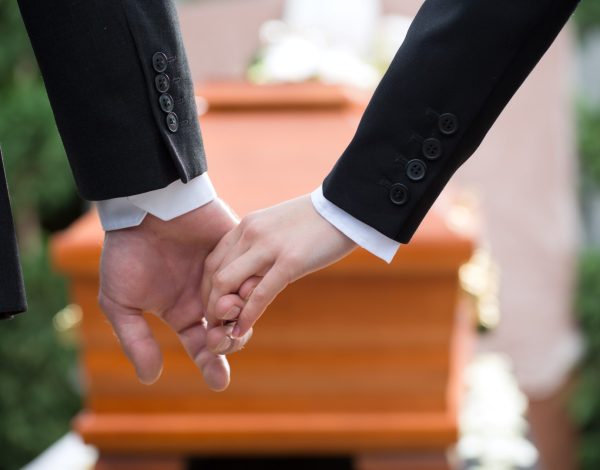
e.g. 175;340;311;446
51;83;475;470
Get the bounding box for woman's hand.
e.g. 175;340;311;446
201;195;356;349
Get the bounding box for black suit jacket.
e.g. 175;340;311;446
0;148;26;318
323;0;581;242
2;0;206;317
0;0;581;317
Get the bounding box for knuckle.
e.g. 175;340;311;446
241;225;258;241
250;286;268;304
241;216;262;240
213;270;228;290
239;214;252;227
239;214;254;230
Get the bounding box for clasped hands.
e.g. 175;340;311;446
98;194;356;391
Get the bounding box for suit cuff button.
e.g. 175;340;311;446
159;93;174;113
166;112;179;132
152;52;168;73
423;138;442;159
389;183;409;205
406;159;427;181
155;73;171;93
439;113;459;135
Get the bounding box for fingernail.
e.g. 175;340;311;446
215;335;232;354
232;324;242;338
222;306;241;321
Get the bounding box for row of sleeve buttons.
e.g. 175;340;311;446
152;52;178;133
388;112;459;206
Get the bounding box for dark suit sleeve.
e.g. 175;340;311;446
323;0;581;243
16;0;205;201
0;150;26;318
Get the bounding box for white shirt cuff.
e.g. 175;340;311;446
310;186;400;263
96;173;217;231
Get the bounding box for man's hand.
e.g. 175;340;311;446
98;199;252;391
202;195;356;350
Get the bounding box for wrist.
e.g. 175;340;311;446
306;194;357;250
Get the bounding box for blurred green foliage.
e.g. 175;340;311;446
0;0;82;469
571;250;600;470
0;247;81;470
0;0;77;220
575;1;600;38
578;105;600;188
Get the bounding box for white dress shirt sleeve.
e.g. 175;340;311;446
310;186;400;263
96;173;217;231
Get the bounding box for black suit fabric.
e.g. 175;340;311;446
1;0;583;318
15;0;207;201
14;0;583;235
0;148;26;318
323;0;581;243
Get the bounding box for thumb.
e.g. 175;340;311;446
99;294;163;385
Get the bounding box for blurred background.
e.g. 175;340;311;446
1;0;600;469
